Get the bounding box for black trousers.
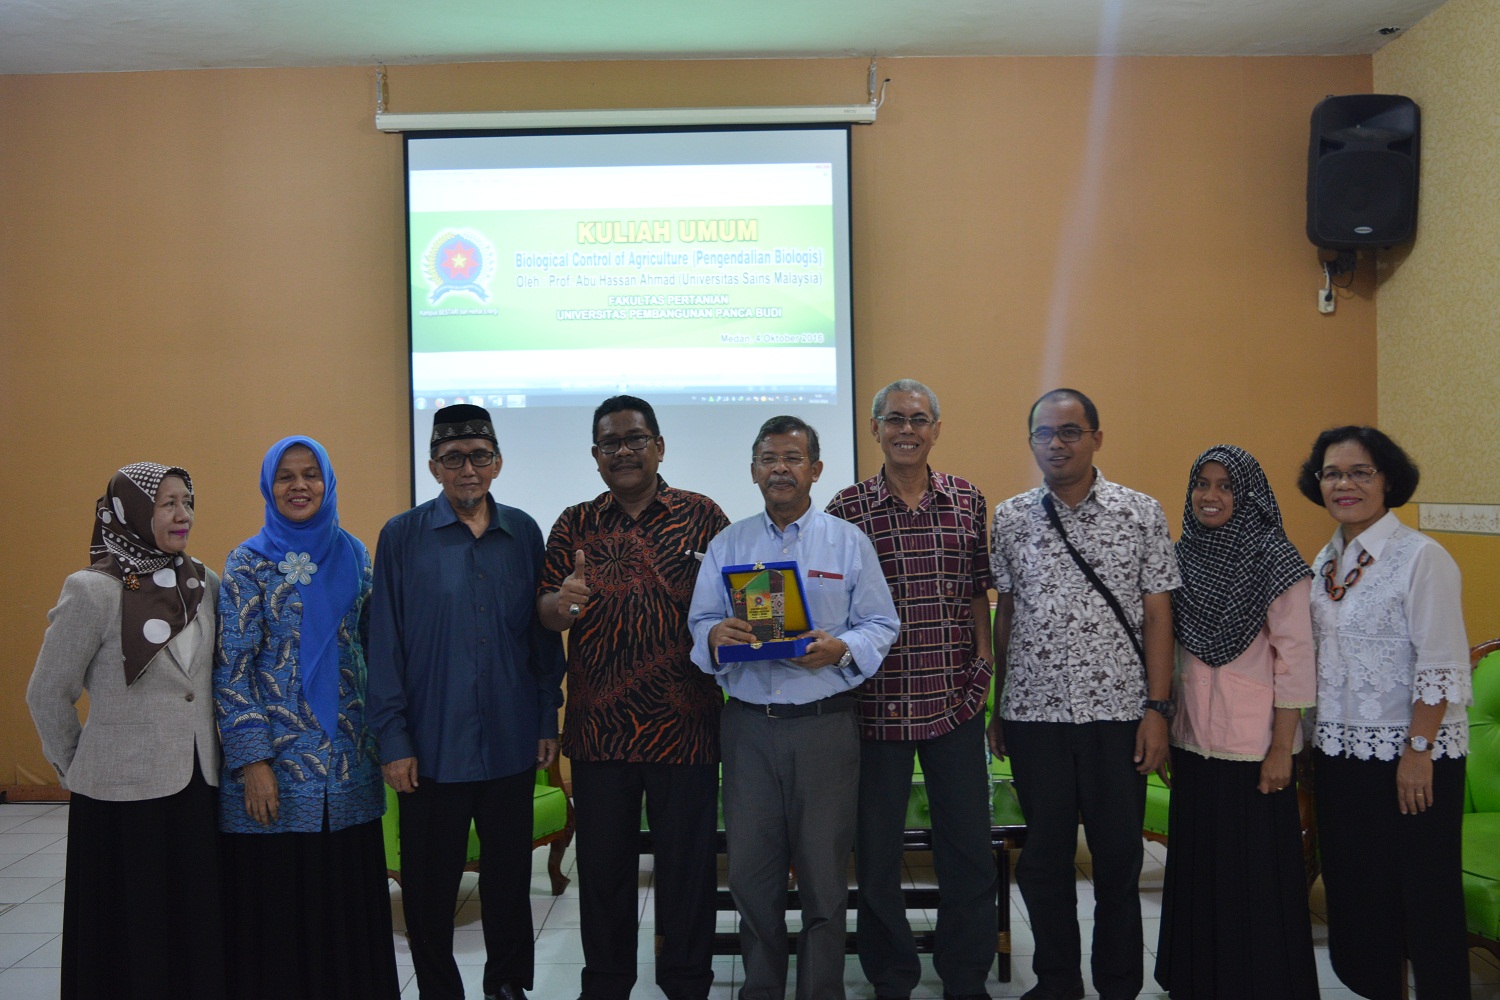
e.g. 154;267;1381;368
855;713;997;998
1315;750;1469;1000
571;759;719;1000
1004;719;1146;1000
397;769;536;1000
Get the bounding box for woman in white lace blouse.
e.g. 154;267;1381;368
1298;426;1472;999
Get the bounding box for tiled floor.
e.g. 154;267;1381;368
1;799;1496;999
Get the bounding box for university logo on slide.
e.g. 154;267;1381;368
422;229;496;304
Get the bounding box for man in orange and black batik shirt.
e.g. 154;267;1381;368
537;395;729;1000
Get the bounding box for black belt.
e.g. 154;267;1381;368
731;694;856;719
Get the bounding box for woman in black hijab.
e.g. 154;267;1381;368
1154;445;1318;999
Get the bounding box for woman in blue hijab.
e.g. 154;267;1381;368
215;436;398;1000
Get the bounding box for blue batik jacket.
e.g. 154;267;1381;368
214;542;385;833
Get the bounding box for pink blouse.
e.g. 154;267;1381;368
1170;577;1316;761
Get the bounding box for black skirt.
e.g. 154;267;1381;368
1154;751;1319;999
221;816;400;1000
62;758;229;1000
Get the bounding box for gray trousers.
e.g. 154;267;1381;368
721;698;861;1000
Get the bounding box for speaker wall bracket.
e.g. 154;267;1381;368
1323;250;1358;277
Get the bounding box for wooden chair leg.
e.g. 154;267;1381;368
545;811;577;896
995;840;1012;983
547;838;571;895
545;762;576;896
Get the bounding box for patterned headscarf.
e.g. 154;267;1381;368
1172;445;1311;667
243;437;361;738
88;462;208;685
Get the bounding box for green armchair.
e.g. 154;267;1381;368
1464;639;1500;961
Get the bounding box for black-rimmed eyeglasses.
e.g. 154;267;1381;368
596;434;656;456
435;450;498;470
1029;425;1093;446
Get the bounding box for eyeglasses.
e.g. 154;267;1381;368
1029;425;1094;446
596;434;656;456
755;452;809;468
877;414;934;430
1317;466;1378;486
435;450;498;470
1321;550;1373;601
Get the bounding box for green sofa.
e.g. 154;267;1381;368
1465;641;1500;960
381;763;574;896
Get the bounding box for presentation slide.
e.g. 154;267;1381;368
405;128;857;533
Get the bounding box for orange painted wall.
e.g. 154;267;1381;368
0;55;1374;783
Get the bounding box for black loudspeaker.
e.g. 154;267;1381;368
1306;94;1420;250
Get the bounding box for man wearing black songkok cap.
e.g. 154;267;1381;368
368;403;566;1000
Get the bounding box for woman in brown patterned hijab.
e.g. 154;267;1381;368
27;462;228;1000
87;462;208;683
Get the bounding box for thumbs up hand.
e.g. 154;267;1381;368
557;549;592;619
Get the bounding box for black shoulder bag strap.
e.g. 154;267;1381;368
1041;493;1146;666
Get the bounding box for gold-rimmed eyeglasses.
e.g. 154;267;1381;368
877;414;934;430
1316;466;1378;486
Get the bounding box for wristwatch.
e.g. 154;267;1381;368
1143;699;1177;719
1407;734;1432;753
836;644;854;670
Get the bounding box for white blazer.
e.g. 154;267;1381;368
27;568;222;801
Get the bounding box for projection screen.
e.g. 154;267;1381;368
405;126;856;533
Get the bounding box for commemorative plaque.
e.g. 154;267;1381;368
717;560;814;662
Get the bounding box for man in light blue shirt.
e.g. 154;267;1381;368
689;415;899;1000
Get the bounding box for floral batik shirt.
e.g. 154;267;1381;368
989;470;1181;724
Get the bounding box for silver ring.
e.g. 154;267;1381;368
568;603;582;616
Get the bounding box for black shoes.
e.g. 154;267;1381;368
1019;983;1086;1000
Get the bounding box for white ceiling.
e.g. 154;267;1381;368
0;0;1446;76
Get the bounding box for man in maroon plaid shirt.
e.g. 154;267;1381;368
826;378;998;1000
